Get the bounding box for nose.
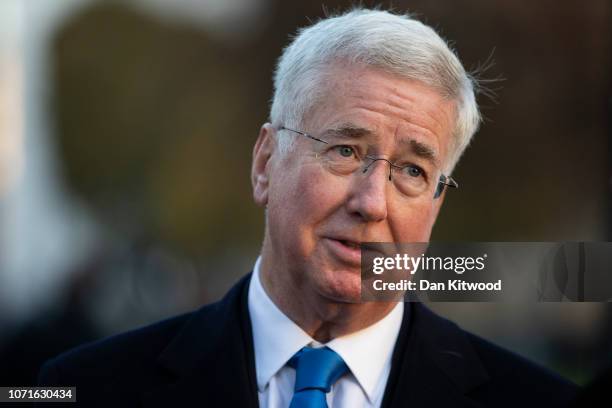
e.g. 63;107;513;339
345;159;390;222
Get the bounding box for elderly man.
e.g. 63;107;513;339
39;8;576;407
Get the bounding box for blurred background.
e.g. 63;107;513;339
1;0;611;388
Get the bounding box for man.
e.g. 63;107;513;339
39;8;577;407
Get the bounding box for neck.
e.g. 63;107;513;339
258;251;398;343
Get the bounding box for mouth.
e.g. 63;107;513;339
339;239;360;249
325;237;362;267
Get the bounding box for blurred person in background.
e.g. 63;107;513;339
38;8;577;407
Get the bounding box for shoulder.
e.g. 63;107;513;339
37;273;253;406
411;303;578;406
39;310;191;386
39;273;253;388
36;302;231;407
38;297;227;388
464;330;577;401
36;310;193;406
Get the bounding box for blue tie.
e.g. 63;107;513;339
288;346;349;408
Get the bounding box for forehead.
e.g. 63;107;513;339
304;64;456;164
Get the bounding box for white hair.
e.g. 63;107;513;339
270;8;481;174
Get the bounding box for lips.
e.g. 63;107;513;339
325;237;362;266
339;239;360;249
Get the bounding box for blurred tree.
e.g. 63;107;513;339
52;2;268;257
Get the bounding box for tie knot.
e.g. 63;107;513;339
289;346;349;393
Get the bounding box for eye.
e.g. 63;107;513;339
333;145;356;158
403;165;424;178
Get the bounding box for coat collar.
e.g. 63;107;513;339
141;273;489;407
141;273;258;408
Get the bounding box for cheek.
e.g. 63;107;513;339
267;163;347;252
391;201;438;242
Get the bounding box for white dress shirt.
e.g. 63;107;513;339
248;256;404;408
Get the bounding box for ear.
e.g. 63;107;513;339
251;123;276;207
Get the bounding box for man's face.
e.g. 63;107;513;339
253;64;456;304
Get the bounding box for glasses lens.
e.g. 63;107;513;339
393;165;439;197
307;134;448;199
318;146;362;175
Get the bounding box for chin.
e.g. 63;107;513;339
315;268;363;304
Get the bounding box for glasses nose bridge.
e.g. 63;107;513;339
362;156;393;181
348;156;392;221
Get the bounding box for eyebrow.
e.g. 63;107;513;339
321;124;374;139
400;138;439;167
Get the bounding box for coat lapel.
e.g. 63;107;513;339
141;273;258;408
140;273;489;407
381;303;489;408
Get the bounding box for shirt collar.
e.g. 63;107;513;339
248;257;312;392
247;256;404;403
326;301;403;402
